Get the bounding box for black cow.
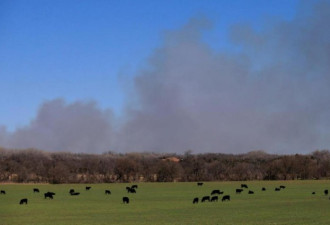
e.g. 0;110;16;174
275;188;280;191
69;189;75;194
241;184;248;188
248;190;254;194
236;188;243;194
193;197;199;204
123;196;129;204
262;187;266;191
86;186;91;191
126;187;131;192
70;192;80;196
128;187;136;193
312;192;316;195
131;185;138;189
197;182;204;186
222;195;230;201
105;190;111;195
201;196;210;202
211;196;218;202
33;188;39;193
44;192;55;199
19;198;28;205
325;189;328;195
211;190;221;195
280;185;286;189
0;190;6;194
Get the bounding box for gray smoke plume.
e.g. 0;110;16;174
115;1;330;154
1;1;330;154
0;99;113;153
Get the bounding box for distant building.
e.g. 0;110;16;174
161;156;182;163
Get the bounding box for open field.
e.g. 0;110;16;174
0;180;329;225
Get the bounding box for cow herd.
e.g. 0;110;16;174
192;183;329;204
0;184;139;205
193;185;231;204
193;193;231;204
193;182;234;204
0;183;329;206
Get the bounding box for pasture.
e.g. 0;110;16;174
0;180;329;225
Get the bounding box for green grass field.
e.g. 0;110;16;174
0;181;329;225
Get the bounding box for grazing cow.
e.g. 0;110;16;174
70;192;80;196
241;184;248;188
127;187;136;193
122;196;129;204
86;186;91;191
126;187;131;192
211;196;218;202
44;192;55;199
201;196;210;202
69;189;75;194
236;189;243;194
211;190;221;195
248;190;254;194
312;192;315;195
280;185;286;189
193;197;199;204
275;188;280;191
324;189;328;195
222;195;230;201
197;182;203;186
0;190;6;194
131;185;138;189
105;190;111;195
33;188;39;193
19;198;28;205
262;187;266;191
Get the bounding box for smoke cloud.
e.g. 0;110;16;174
0;99;113;153
1;1;330;153
115;1;330;154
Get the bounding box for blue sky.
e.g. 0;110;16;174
0;0;301;131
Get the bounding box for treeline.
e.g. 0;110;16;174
0;148;329;183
